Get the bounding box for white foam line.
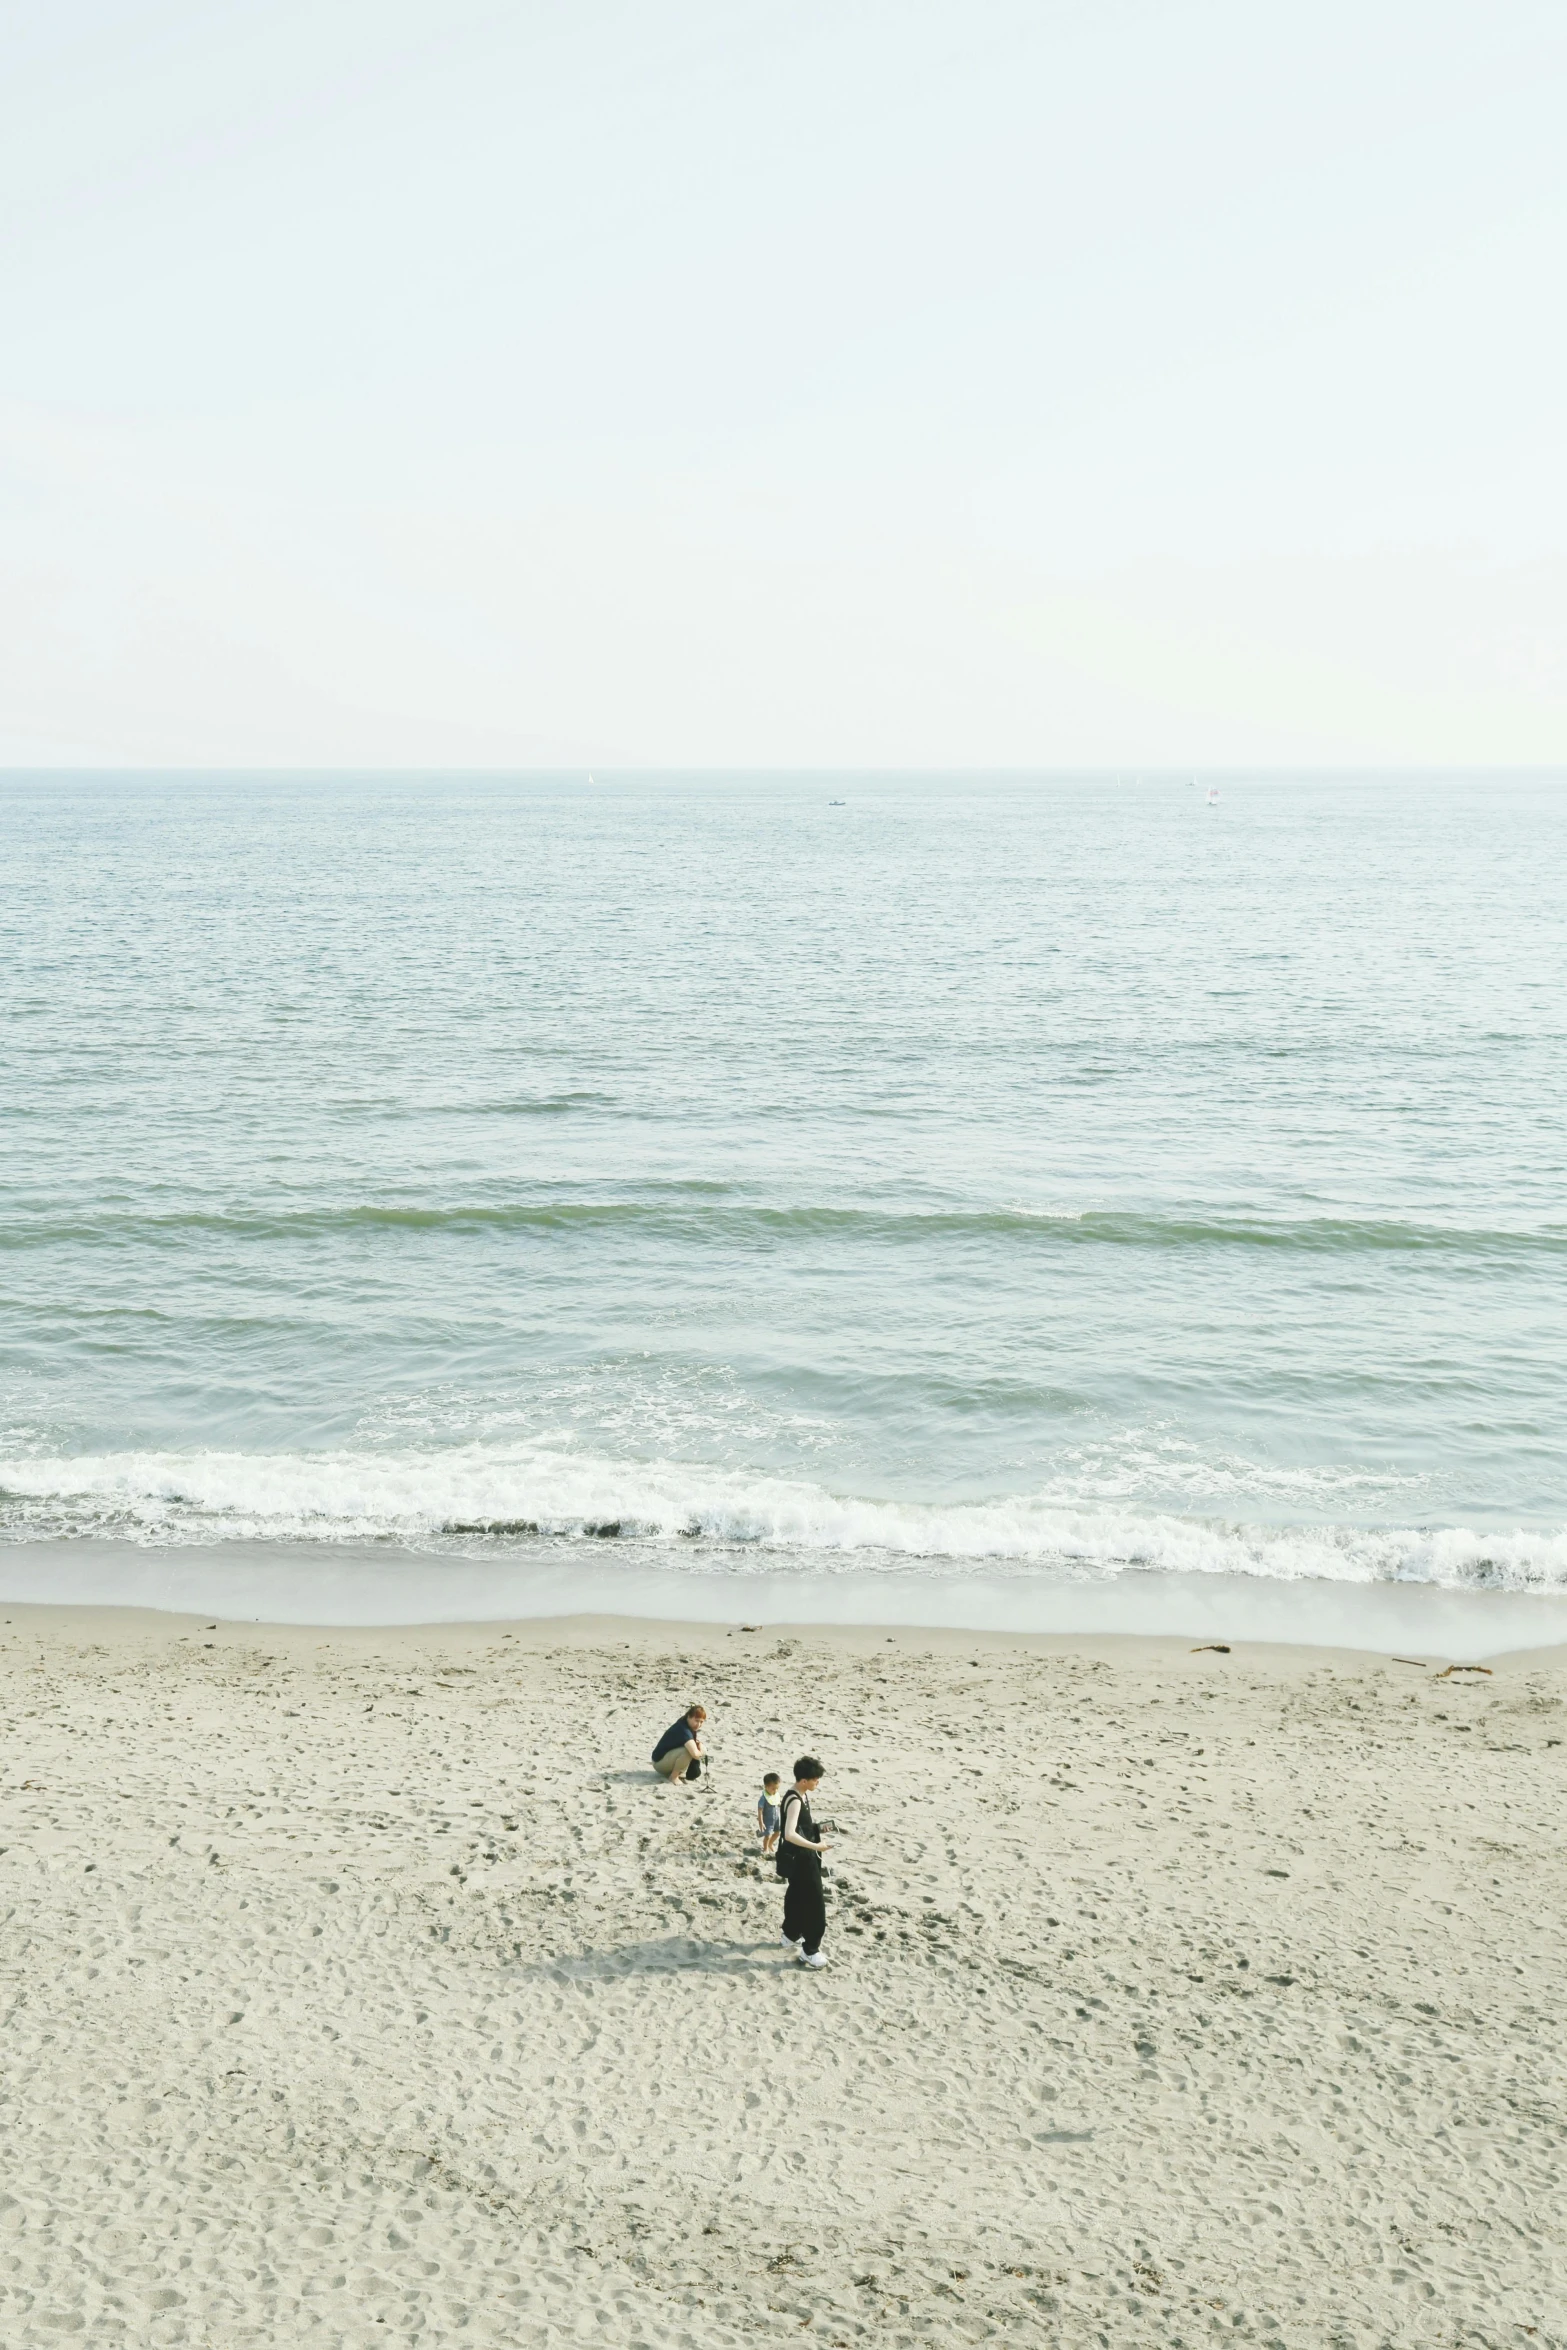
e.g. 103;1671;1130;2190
6;1445;1567;1593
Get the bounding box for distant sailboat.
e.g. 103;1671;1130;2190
1206;786;1220;805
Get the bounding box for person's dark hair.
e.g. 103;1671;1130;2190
763;1772;781;1786
793;1756;824;1781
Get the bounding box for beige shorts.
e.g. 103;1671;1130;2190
654;1748;695;1780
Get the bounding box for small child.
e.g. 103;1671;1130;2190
757;1773;782;1855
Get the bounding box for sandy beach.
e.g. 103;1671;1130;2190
2;1607;1563;2347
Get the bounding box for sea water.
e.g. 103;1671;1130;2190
3;771;1565;1634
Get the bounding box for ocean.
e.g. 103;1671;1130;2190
4;770;1565;1636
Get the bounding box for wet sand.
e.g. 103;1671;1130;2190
2;1606;1564;2346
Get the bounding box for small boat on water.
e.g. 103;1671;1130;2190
1206;786;1220;805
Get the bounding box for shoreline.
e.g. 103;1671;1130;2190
5;1535;1567;1656
5;1593;1567;1675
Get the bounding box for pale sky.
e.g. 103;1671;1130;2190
3;0;1565;768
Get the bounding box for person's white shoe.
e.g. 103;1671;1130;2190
780;1932;802;1948
799;1950;828;1969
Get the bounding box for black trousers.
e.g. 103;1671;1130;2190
782;1861;826;1956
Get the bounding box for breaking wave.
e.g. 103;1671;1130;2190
3;1444;1566;1594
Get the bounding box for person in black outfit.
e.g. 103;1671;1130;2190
777;1756;829;1968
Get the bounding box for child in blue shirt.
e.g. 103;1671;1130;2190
757;1773;782;1855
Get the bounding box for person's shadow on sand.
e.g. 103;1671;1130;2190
525;1936;782;1981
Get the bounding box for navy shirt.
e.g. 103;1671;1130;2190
652;1717;700;1763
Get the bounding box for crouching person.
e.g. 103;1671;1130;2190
652;1704;707;1785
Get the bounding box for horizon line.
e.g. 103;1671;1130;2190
5;763;1567;781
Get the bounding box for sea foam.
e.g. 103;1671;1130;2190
4;1443;1566;1594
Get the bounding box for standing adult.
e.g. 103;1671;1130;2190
652;1704;707;1785
777;1756;829;1968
